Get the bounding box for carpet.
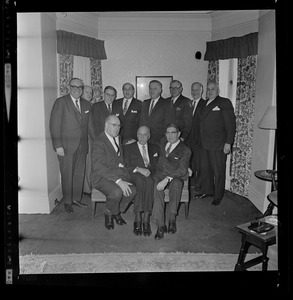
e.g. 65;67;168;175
19;252;264;273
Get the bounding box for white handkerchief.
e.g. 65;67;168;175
153;153;158;157
174;157;179;160
115;113;120;116
131;110;137;113
212;106;220;111
118;163;124;168
85;110;89;113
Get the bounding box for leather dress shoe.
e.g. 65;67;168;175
168;220;177;234
64;204;73;213
155;225;167;240
142;222;152;236
72;200;88;208
105;214;114;230
198;193;213;199
133;221;142;236
211;198;221;206
113;213;127;225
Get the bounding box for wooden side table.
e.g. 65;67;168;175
234;219;276;271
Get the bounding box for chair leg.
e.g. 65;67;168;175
184;202;189;219
92;202;96;219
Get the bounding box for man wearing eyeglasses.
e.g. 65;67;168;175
49;77;91;213
91;86;117;139
166;80;193;142
91;115;137;230
151;123;191;240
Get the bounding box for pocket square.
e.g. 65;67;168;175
153;153;158;157
176;107;181;111
85;110;89;113
174;156;179;160
118;163;124;168
131;110;137;113
212;106;220;111
115;113;120;116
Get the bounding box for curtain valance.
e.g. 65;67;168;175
204;32;258;61
57;30;107;60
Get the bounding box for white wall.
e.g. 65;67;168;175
249;10;276;213
18;13;62;213
98;13;211;99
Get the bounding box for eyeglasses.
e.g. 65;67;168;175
170;87;181;90
108;123;122;128
70;85;84;91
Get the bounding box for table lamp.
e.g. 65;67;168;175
258;105;277;189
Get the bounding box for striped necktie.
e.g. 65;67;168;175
123;99;128;115
75;99;81;113
113;137;120;156
142;145;149;167
149;99;154;116
166;143;172;157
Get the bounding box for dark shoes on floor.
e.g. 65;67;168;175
105;213;126;230
72;200;88;208
154;225;167;240
133;222;142;236
211;198;221;206
133;222;152;236
64;204;73;213
168;220;177;234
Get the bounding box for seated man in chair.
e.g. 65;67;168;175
90;115;137;230
151;123;191;240
124;126;160;236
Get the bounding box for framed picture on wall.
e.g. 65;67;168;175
136;76;173;101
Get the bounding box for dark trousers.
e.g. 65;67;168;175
58;141;87;205
95;177;137;215
152;176;183;226
129;173;155;214
189;147;202;190
200;148;227;201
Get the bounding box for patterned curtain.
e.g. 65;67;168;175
230;55;257;197
207;60;219;84
90;58;103;103
58;54;103;102
59;54;74;96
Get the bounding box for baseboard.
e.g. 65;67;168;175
48;184;63;212
18;184;62;214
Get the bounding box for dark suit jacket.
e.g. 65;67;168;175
155;138;191;181
90;132;129;186
112;97;142;142
91;100;112;139
49;94;91;155
186;98;206;150
166;94;192;141
140;97;173;145
199;95;236;150
123;142;160;174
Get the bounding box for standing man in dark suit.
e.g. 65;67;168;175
49;77;90;213
91;115;137;230
166;80;192;142
185;82;206;198
112;83;142;145
140;80;173;146
152;123;191;240
124;126;160;236
199;81;236;206
90;86;117;139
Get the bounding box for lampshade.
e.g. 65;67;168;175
258;106;277;130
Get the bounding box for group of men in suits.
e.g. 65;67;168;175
49;77;236;239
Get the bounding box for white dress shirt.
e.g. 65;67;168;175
165;140;180;155
105;132;119;153
137;142;150;166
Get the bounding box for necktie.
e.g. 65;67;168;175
142;145;149;167
166;143;172;157
75;99;80;113
149;100;154;116
108;104;112;114
192;100;196;115
123;99;128;115
113;137;120;156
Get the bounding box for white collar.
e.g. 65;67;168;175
166;140;180;151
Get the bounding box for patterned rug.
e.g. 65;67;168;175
19;252;265;273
